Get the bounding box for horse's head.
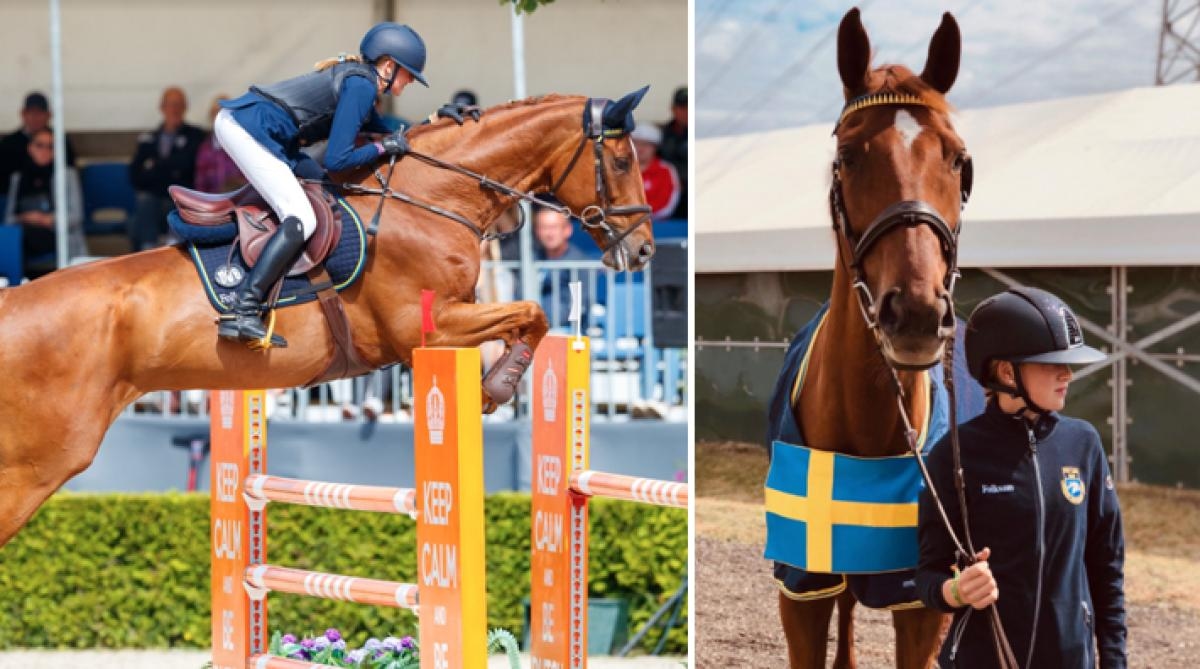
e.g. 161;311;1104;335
830;8;972;369
549;87;656;271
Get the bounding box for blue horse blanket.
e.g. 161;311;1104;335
764;303;984;608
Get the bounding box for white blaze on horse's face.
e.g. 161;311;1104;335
893;110;923;152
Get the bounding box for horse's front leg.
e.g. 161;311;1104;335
427;299;550;411
892;606;949;669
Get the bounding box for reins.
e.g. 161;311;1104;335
334;98;652;261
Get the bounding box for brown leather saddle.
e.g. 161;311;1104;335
168;182;342;275
169;181;370;385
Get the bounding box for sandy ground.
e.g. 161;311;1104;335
0;650;687;668
695;440;1200;668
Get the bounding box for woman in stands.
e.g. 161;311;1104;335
915;287;1126;668
3;127;86;278
214;22;473;348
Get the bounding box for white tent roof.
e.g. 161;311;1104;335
696;83;1200;273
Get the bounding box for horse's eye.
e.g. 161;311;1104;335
837;147;856;169
614;157;631;172
952;151;968;173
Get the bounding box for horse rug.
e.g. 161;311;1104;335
168;194;368;314
763;302;983;609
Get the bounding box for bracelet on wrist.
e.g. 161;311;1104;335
950;568;965;607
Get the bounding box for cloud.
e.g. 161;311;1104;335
697;0;1163;138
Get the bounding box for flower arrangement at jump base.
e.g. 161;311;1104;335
262;628;520;668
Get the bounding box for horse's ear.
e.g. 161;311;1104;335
920;12;961;94
602;85;650;133
837;8;871;97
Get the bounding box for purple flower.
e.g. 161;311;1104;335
401;636;415;650
347;649;367;665
363;638;383;651
325;628;342;642
281;634;297;644
382;636;403;652
312;637;330;651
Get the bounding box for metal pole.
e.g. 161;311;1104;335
510;9;537;302
49;0;69;269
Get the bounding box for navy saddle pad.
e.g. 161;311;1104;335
171;196;368;314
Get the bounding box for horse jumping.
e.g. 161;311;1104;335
529;334;689;668
210;347;487;669
774;9;972;669
0;91;654;551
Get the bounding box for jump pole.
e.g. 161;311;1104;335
209;347;486;669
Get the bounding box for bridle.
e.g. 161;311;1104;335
829;91;973;355
339;97;652;265
829;91;1019;669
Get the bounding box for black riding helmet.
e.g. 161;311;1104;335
965;286;1106;413
361;22;429;88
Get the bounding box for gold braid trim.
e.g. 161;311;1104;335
837;92;929;126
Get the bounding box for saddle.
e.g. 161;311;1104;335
168;181;342;276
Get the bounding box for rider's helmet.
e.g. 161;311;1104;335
360;23;429;87
965;286;1105;412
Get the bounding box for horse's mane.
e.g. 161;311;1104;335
860;64;953;116
406;93;582;141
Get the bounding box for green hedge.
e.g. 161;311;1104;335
0;492;687;654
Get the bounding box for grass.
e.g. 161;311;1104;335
697;439;1200;611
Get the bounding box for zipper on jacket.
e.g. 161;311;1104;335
948;607;973;661
1026;425;1046;669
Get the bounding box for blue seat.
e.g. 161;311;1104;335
652;218;687;241
0;225;23;285
81;162;136;235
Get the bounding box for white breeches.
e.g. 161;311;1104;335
213;109;316;239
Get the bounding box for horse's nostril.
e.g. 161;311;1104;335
877;288;903;332
639;242;654;259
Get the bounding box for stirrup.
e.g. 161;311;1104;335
217;310;288;349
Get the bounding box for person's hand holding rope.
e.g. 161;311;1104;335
944;547;999;609
435;102;481;125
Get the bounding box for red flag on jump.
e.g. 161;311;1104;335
420;289;436;348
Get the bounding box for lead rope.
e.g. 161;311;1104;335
888;333;1019;669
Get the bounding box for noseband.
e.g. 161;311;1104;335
829;91;973;350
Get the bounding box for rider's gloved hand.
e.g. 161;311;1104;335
378;129;410;157
435;102;482;125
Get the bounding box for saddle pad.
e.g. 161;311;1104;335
184;197;368;313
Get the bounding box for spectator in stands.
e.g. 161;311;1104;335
194;95;246;193
0;92;77;188
128;86;205;251
534;200;591;329
658;86;687;219
3;127;86;277
631;123;681;221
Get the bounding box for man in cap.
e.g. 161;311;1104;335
657;86;687;218
127;86;205;251
631;123;681;221
0;92;77;188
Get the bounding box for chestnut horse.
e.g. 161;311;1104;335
778;10;972;669
0;91;654;549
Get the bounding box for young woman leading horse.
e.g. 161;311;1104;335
0;90;655;550
763;9;982;669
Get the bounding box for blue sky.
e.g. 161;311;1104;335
696;0;1163;138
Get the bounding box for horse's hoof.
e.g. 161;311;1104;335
481;341;533;406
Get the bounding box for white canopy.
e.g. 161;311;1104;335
696;83;1200;273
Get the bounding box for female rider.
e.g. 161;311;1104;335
916;287;1126;668
214;22;469;347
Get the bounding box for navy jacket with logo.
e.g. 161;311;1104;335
915;401;1126;669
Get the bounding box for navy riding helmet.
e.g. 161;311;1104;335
361;22;429;87
965;286;1106;411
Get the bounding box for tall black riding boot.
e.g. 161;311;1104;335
218;216;307;348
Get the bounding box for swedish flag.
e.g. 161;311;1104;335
765;442;927;573
763;305;958;575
